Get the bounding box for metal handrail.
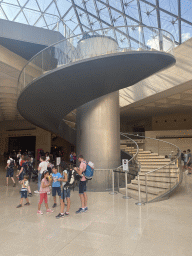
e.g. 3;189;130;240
17;25;175;89
123;133;182;203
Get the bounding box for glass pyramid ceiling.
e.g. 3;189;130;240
0;0;192;46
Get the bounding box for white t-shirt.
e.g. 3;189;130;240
17;154;21;159
21;180;29;191
62;170;68;188
46;156;50;162
39;161;48;174
7;158;15;166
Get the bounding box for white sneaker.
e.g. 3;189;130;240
34;190;39;194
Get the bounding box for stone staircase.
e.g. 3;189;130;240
119;147;180;202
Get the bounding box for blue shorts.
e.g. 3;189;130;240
6;168;14;178
21;191;27;198
19;172;24;181
79;181;87;194
61;188;70;200
52;187;61;197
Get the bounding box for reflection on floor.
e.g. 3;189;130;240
0;165;191;256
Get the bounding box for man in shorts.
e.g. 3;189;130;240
6;155;16;187
75;155;88;214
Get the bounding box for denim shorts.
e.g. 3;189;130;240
52;187;61;197
61;188;70;200
21;191;27;198
79;181;87;194
19;172;24;181
6;168;14;178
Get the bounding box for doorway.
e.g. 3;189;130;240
8;136;36;156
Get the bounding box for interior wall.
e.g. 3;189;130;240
145;129;192;156
120;116;152;132
152;113;192;131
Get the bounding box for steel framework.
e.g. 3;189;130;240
0;0;191;46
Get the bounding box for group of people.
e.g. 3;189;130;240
182;149;192;174
6;152;88;218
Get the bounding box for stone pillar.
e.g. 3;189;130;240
76;35;120;170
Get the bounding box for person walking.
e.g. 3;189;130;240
75;155;88;214
6;155;16;187
34;156;48;194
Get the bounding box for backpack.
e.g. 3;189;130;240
9;159;15;168
83;161;94;180
23;161;33;175
63;169;77;190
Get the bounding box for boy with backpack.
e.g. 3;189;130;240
74;155;88;214
6;155;16;187
51;166;62;208
55;167;72;218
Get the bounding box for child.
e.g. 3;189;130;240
6;155;16;187
16;175;30;208
56;169;71;218
37;170;53;215
51;166;62;208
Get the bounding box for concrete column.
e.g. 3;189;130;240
77;91;120;169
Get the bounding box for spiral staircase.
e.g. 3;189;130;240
16;26;182;202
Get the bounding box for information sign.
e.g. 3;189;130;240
122;159;128;171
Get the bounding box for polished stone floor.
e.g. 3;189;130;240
0;165;192;256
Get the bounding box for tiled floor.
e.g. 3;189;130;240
0;165;192;256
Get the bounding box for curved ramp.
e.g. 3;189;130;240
17;51;175;144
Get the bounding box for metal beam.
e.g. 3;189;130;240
120;0;131;48
82;0;93;32
140;0;192;26
52;5;73;31
13;0;30;24
178;0;181;44
74;3;148;48
136;0;145;45
105;0;117;41
93;0;103;32
155;0;163;50
71;0;84;33
96;0;178;45
33;0;53;28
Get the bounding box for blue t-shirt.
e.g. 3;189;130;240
52;173;62;187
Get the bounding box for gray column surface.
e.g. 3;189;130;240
76;91;120;170
76;35;121;173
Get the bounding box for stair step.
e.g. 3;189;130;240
140;169;179;173
140;166;178;170
140;164;175;170
131;179;176;189
127;184;167;195
139;172;179;178
136;176;178;182
138;153;158;156
139;159;170;162
119;188;155;200
138;156;165;159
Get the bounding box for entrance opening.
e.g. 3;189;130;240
8;136;36;156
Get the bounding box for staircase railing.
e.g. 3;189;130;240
109;133;140;196
123;133;182;203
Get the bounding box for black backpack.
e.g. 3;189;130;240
23;161;32;175
63;169;77;190
9;159;15;168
